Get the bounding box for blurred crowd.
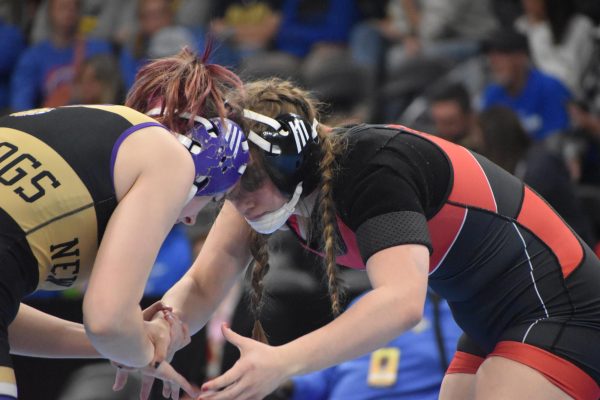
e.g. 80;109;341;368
3;0;600;399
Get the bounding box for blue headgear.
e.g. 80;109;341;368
147;108;249;199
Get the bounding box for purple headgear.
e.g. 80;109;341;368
178;112;249;197
146;107;249;198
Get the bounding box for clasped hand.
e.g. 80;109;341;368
112;301;198;400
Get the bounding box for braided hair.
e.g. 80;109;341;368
229;79;347;342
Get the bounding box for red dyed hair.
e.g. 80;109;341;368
125;44;243;134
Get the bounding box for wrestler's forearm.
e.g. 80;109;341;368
162;253;250;334
9;303;101;358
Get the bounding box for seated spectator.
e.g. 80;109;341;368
350;0;498;80
240;0;359;85
478;106;595;245
209;0;282;68
569;101;600;186
0;19;25;114
272;291;462;400
351;0;498;123
119;0;197;90
9;0;112;111
515;0;595;97
427;82;481;150
115;0;214;49
32;0;213;49
30;0;136;45
481;28;572;142
70;53;124;104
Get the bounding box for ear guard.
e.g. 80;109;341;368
243;109;320;196
147;107;250;198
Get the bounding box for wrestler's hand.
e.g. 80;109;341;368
113;358;199;400
198;324;289;400
143;311;192;399
112;301;171;391
113;303;192;399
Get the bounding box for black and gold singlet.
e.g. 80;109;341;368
0;105;164;292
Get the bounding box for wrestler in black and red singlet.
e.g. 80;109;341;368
285;124;600;400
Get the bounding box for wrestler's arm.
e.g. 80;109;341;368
83;128;194;368
9;303;99;358
161;200;253;334
199;243;430;399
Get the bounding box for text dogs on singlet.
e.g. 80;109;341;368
0;141;61;202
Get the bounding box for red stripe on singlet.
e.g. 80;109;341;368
516;187;584;278
491;341;600;400
427;203;467;273
389;124;497;212
287;215;366;269
388;125;495;273
446;351;485;374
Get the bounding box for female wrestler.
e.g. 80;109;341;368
0;48;248;399
153;78;600;400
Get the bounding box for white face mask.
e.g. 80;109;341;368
245;183;303;234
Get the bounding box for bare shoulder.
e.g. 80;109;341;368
113;125;194;200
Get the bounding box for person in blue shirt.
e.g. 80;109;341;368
284;292;461;400
481;29;571;142
119;0;198;90
9;0;112;111
0;20;25;113
239;0;360;84
275;0;358;58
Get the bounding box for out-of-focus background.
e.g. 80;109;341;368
2;0;600;398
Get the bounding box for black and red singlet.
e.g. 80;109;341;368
286;124;600;400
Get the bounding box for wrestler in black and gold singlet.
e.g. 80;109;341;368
0;105;165;397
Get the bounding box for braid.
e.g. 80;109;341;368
318;133;343;317
248;230;270;343
231;78;347;318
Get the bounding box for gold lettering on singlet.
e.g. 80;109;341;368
0;128;97;290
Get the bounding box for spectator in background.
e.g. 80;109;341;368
30;0;134;45
350;0;498;81
241;0;359;84
9;0;112;110
276;292;462;400
568;101;600;186
275;0;357;59
70;53;124;104
428;82;481;150
481;29;572;142
116;0;214;50
515;0;595;97
32;0;214;50
350;0;498;123
209;0;282;68
119;0;197;90
478;106;595;245
0;18;25;114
